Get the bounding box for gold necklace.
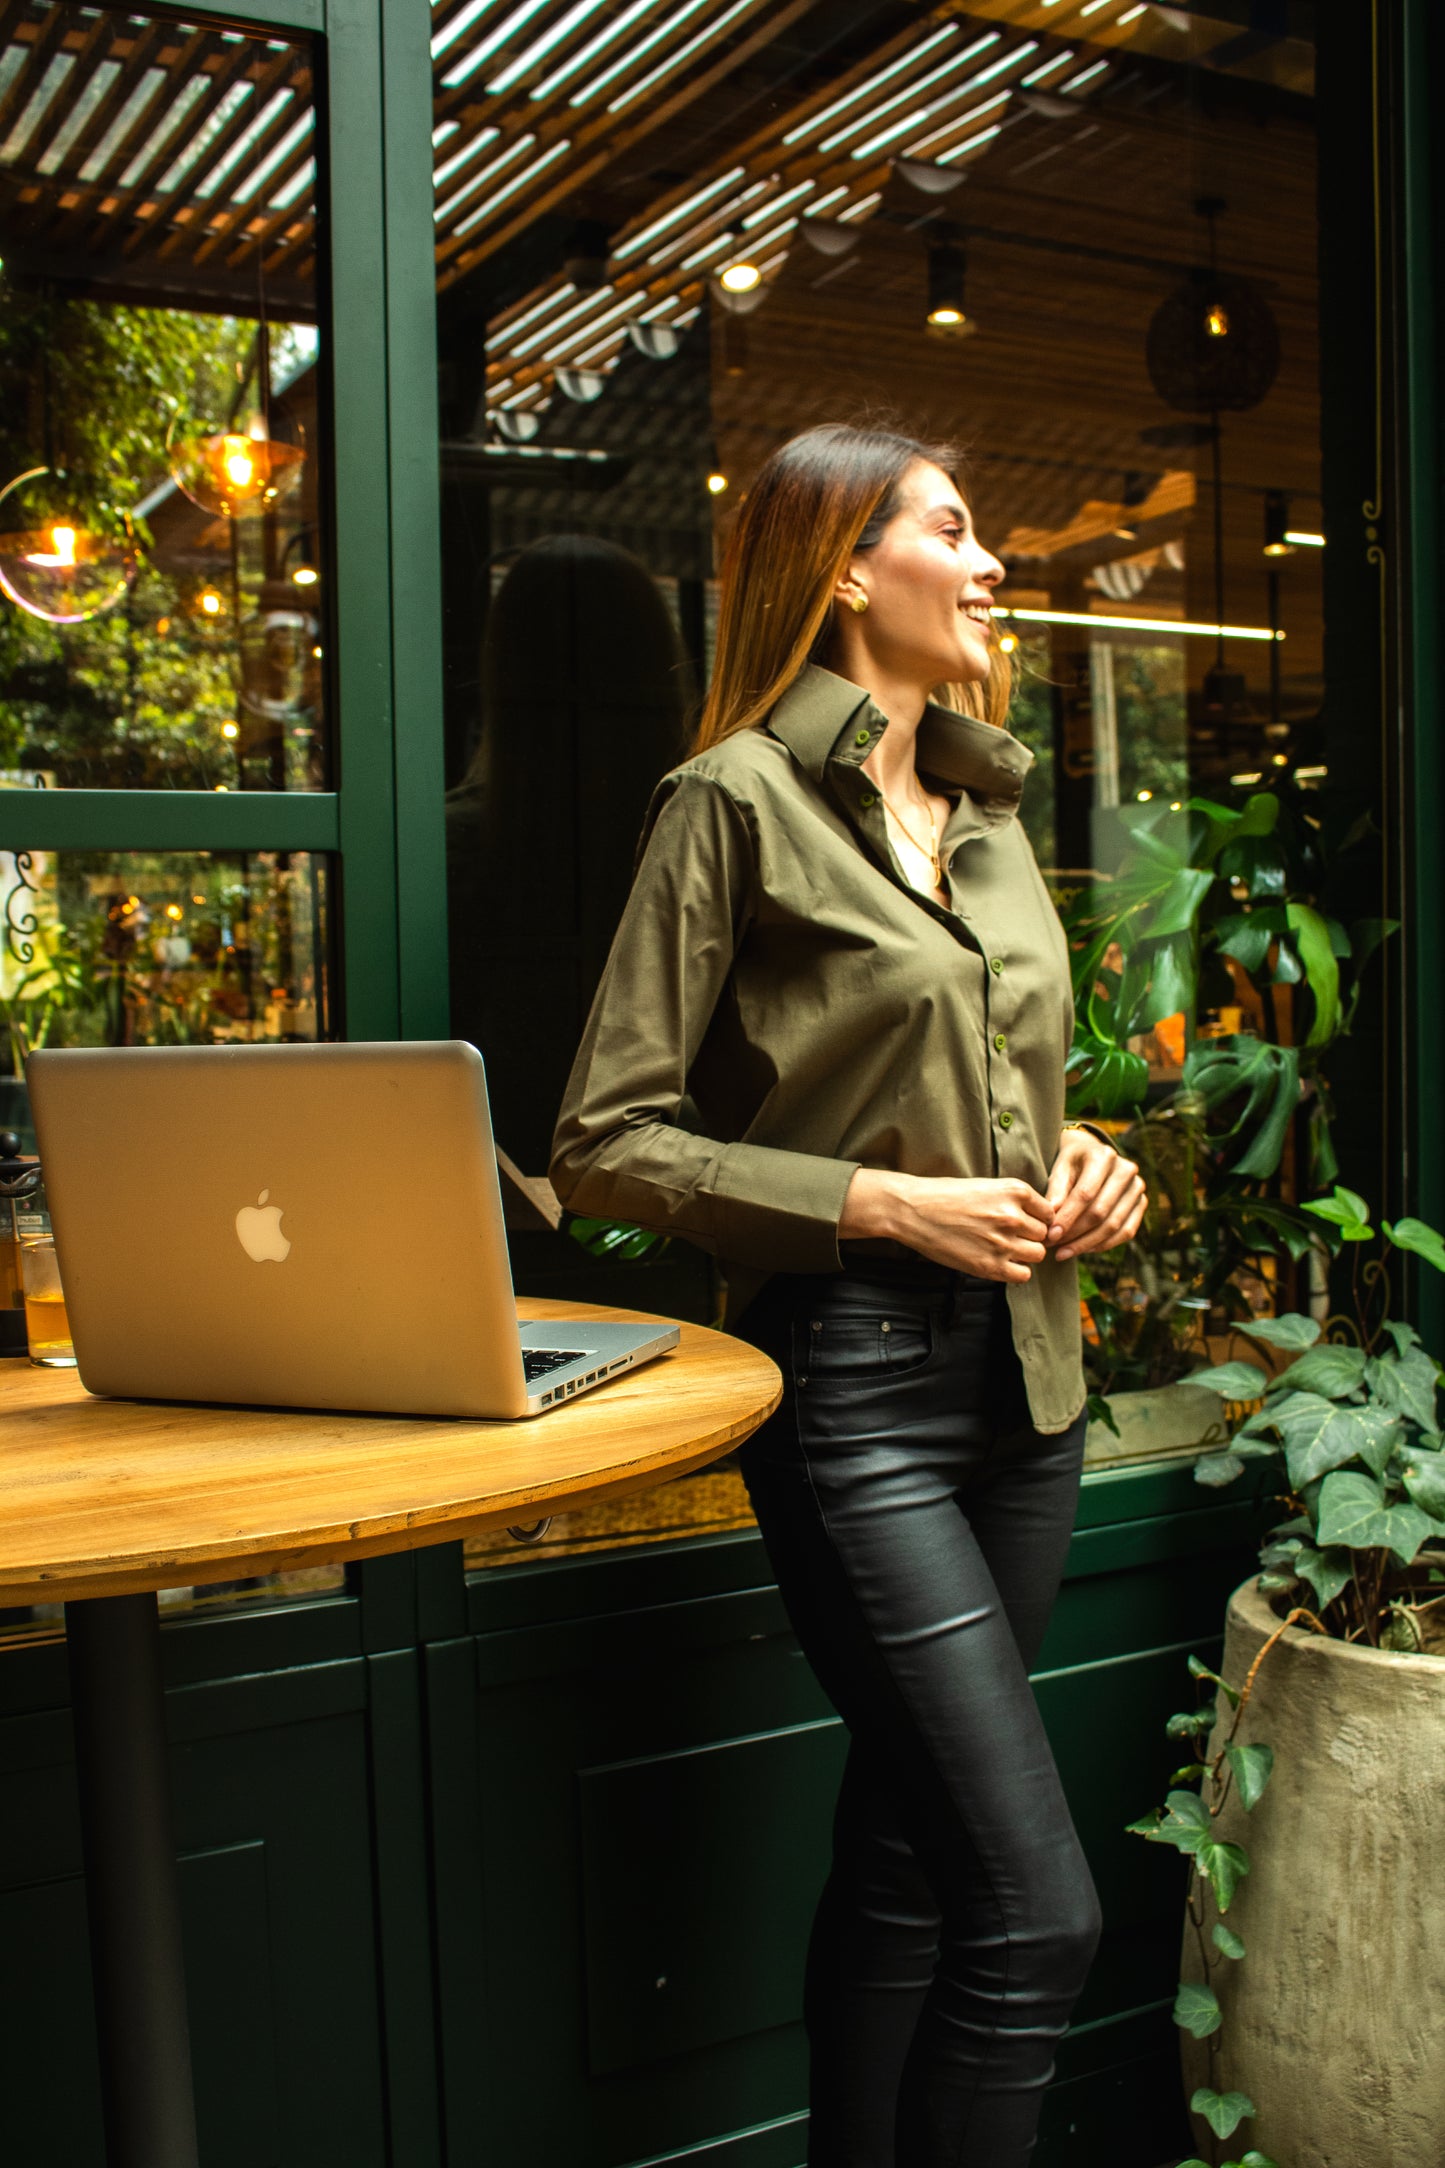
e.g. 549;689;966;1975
876;779;943;889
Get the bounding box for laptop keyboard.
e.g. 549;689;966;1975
523;1346;589;1382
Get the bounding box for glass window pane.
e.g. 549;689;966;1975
0;7;327;790
1;846;333;1146
436;5;1333;1488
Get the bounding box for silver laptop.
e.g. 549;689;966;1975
25;1041;678;1419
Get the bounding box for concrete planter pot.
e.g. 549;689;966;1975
1181;1576;1445;2166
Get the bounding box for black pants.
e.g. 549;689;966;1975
734;1259;1100;2168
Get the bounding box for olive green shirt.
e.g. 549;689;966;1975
549;663;1086;1432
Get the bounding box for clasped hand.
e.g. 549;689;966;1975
839;1129;1146;1283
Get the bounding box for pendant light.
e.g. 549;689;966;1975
0;465;136;624
166;319;305;520
166;408;305;520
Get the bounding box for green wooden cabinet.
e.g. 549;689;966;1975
413;1464;1265;2168
0;1597;389;2166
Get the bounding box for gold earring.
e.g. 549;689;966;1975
849;593;869;615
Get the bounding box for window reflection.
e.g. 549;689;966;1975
0;846;330;1148
0;6;325;790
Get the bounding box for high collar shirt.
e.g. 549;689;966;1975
549;663;1085;1432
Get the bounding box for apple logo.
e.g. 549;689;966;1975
235;1189;292;1264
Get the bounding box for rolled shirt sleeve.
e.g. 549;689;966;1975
549;771;860;1271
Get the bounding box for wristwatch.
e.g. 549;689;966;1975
1061;1118;1119;1150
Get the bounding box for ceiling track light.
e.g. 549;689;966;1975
1263;489;1295;557
926;232;974;337
717;232;763;293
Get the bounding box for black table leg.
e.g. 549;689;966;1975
65;1592;200;2168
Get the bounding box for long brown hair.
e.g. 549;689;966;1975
693;421;1011;753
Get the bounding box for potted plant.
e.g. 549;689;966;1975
1129;1187;1445;2166
1064;785;1395;1463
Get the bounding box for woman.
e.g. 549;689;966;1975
550;422;1147;2167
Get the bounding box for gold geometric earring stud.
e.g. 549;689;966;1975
849;593;869;615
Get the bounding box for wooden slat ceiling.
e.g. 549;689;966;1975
0;3;317;313
470;0;1314;416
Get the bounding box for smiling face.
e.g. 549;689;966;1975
838;459;1005;690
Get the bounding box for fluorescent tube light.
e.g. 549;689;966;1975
488;0;608;95
994;607;1284;642
615;167;745;259
454;138;571;235
533;0;656;101
572;0;710;104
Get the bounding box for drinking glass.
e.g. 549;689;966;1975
20;1238;75;1367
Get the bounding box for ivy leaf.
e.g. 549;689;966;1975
1194;1450;1246;1487
1213;1922;1247;1960
1197;1837;1250;1912
1173;1982;1223;2038
1269;1394;1403;1487
1365;1346;1440;1431
1137;1788;1213;1855
1316;1469;1437;1566
1186;1360;1270;1399
1398;1446;1445;1519
1385;1216;1445;1275
1191;2087;1256;2141
1189;1653;1241;1704
1303;1186;1373;1241
1225;1740;1275;1810
1269;1343;1368;1399
1293;1542;1353;1609
1166;1706;1217;1738
1238;1312;1321;1351
1239;2154;1282;2168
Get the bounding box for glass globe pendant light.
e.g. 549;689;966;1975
165;407;305;520
0;465;137;624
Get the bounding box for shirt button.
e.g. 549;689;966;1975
854;729;871;747
999;1110;1015;1130
990;957;1004;975
993;1032;1006;1052
860;790;877;807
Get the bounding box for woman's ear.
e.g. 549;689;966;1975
834;572;869;615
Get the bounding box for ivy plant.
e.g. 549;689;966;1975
1188;1189;1445;1650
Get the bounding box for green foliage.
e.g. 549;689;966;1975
565;1214;671;1263
1175;1982;1223;2038
0;282;316;788
1191;1191;1445;1647
1062;782;1398;1397
1129;1628;1281;2151
1192;2089;1258;2141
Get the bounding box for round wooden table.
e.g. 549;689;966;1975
0;1299;781;2168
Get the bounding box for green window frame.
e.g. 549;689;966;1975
0;0;448;1044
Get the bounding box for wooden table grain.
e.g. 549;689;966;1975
0;1297;782;1606
2;1300;780;2168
